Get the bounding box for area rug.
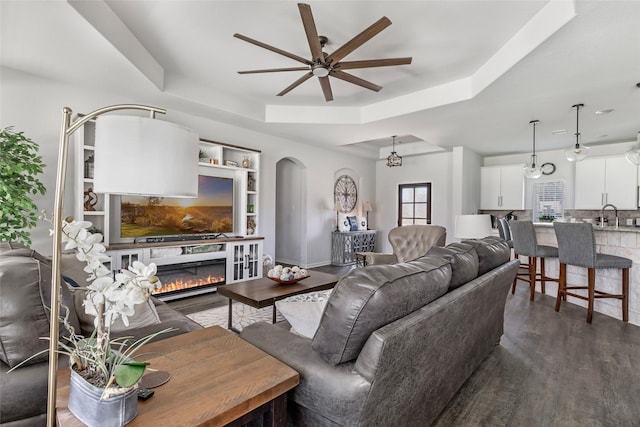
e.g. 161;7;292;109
186;289;333;331
187;302;284;331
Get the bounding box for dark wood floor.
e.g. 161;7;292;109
168;264;640;426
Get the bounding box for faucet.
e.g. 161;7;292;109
601;204;618;228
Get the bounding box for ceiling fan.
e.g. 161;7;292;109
234;3;412;102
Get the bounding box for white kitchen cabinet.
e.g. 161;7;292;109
480;165;525;210
575;156;637;209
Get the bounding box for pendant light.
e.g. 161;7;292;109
565;103;590;162
386;135;402;167
523;119;542;179
624;131;640;165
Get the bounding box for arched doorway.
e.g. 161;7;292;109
275;157;307;266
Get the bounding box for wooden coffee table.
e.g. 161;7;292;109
56;327;299;427
217;270;340;330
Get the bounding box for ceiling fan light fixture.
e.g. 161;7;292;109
312;64;330;77
387;135;402;167
523;120;542;179
565;103;589;162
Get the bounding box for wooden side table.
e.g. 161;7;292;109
331;230;376;266
56;327;299;427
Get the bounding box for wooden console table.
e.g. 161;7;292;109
56;327;299;426
331;230;376;266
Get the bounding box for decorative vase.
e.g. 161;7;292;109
242;156;251;168
68;369;138;427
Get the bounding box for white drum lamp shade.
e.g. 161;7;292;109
93;115;199;197
454;214;493;239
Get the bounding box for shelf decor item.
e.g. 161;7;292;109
84;153;94;178
83;187;98;211
43;103;198;427
266;264;308;283
242;156;251;168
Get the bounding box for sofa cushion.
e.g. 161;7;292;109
0;242;81;368
312;256;451;365
426;242;479;290
461;237;511;276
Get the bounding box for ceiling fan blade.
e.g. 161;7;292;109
337;57;412;70
234;33;312;66
238;67;310;74
326;16;391;64
277;72;314;96
331;70;382;92
298;3;325;64
318;76;333;102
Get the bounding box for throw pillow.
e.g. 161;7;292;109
426;243;479;291
338;213;351;232
461;237;510;276
70;287;161;335
275;300;328;339
357;216;367;231
347;216;358;231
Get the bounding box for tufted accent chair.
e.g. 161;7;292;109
364;224;447;265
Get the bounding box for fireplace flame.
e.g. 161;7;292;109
152;274;225;295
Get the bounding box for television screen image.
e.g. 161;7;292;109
120;175;233;238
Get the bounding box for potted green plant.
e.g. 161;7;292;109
0;127;46;245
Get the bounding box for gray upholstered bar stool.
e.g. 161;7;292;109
553;222;631;323
509;220;559;301
497;218;527;274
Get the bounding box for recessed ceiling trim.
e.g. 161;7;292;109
264;0;576;125
69;0;164;90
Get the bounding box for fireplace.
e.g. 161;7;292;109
153;258;225;301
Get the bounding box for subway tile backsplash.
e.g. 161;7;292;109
480;209;640;226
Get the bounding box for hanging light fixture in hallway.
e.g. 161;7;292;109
386;135;402;167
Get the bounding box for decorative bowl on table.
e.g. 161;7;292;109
267;264;309;284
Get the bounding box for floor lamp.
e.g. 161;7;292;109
46;105;198;427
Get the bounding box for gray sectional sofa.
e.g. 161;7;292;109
0;242;202;427
241;237;519;426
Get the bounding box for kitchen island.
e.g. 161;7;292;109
532;223;640;325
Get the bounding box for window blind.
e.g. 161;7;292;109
532;180;564;221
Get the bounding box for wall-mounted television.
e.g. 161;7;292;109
120;175;233;239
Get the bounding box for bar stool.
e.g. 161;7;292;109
497;218;527;277
553;222;631;323
509;220;559;301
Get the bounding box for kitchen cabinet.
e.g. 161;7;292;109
480;165;525;210
575;156;637;209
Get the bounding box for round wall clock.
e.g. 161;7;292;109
334;175;358;213
541;162;556;175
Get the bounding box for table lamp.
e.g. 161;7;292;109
454;214;493;240
363;201;373;230
46;104;198;426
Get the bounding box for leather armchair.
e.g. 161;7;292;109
364;224;446;265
